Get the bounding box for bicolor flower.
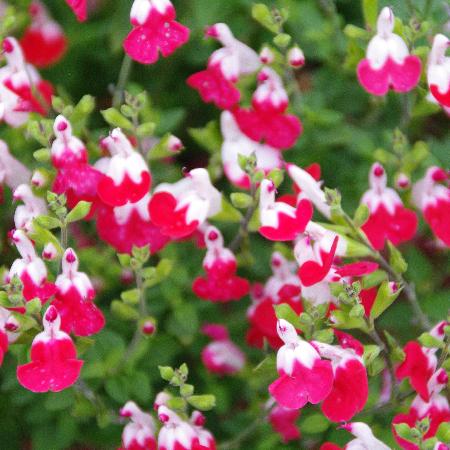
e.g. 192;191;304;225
16;305;83;392
233;67;302;149
97;128;151;207
201;324;246;375
427;34;450;108
287;46;305;68
339;422;391;449
260;46;274;65
149;168;221;238
96;194;169;254
157;405;201;450
51;249;105;337
7;229;56;305
124;0;189;64
0;37;53;126
51;115;102;215
393;369;450;450
21;1;67;68
13;184;47;231
259;179;313;241
360;163;418;250
268;319;334;410
187;23;260;109
0;140;30;199
220;111;282;189
314;341;368;422
192;226;249;302
190;411;216;450
412;166;450;247
357;7;422;96
119;401;157;450
268;402;301;443
0;306;19;366
66;0;87;22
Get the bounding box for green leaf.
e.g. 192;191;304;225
353;203;369;227
188;121;222;154
436;422;450;443
159;366;174;381
180;384;194;397
66;201;92;223
209;196;242;223
301;413;330;434
156;259;173;279
362;270;388;289
387;241;408;274
121;289;140;305
394;423;417;444
267;168;284;187
35;215;61;230
29;221;63;255
418;332;445;349
33;148;51;162
312;329;334;344
117;253;131;267
252;3;278;33
363;344;381;366
363;0;378;30
25;298;42;315
343;24;370;39
273;33;291;48
187;395;216;411
230;193;253;209
369;281;401;320
101;108;133;130
274;303;301;329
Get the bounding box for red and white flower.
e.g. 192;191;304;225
97;128;151;207
260;46;274;65
357;7;422;96
7;229;56;305
149;168;221;238
20;1;67;68
0;37;53;126
190;411;216;450
412;166;450;247
192;226;249;302
427;34;450;108
13;184;47;231
287;46;305;68
51;249;105;337
124;0;189;64
339;422;391;449
16;305;83;392
66;0;87;22
51;115;102;214
233;67;302;149
314;341;368;422
119;401;157;450
187;23;260;109
201;323;246;375
268;319;334;409
220;111;282;189
96;193;169;254
0;140;30;199
360;163;418;250
268;402;301;443
259;179;313;241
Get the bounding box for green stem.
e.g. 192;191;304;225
113;54;133;108
60;224;68;251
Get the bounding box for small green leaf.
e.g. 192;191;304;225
187;395;216;411
273;33;291;48
35;215;62;230
111;300;139;321
121;289;140;305
274;303;301;329
230;193;253;209
66;201;92;223
188;121;222;154
159;366;174;381
418;332;445;349
387;241;408;274
180;384;194;397
363;344;381;366
394;423;418;444
33;148;51;162
267;168;284;187
313;329;334;344
301;413;330;434
25;298;42;315
101;108;133;130
117;254;131;267
353;203;369;227
369;281;401;320
251;3;278;33
436;422;450;443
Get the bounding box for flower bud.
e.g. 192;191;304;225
168;135;183;152
31;170;47;187
259;46;274;64
42;243;58;260
287;46;305;68
395;173;410;190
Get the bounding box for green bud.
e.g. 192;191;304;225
101;108;133;130
180;384;194;397
349;304;365;318
66;201;92;223
273;33;291;48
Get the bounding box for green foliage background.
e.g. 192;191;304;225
0;0;448;449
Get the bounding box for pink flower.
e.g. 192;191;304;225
13;184;47;232
360;163;417;250
201;324;245;375
119;401;157;450
393;369;450;450
339;422;391;449
16;305;83;392
268;403;301;443
149;168;221;238
42;243;58;261
7;230;56;306
314;342;368;422
51;249;105;337
357;7;422;96
192;226;249;302
260;46;274;65
233;68;302;149
287;47;305;68
97;128;151;207
51;115;102;215
220;111;282;189
427;34;450;108
187;23;260;109
66;0;87;22
190;411;216;450
0;140;30;197
0;37;53;126
124;0;189;64
268;319;334;409
412;166;450;247
20;1;67;68
96;194;169;254
259;179;313;241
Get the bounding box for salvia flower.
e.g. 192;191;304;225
259;179;313;241
339;422;391;449
357;7;422;96
20;1;67;68
16;305;83;392
149;168;221;238
124;0;189;65
97;128;151;207
268;319;334;410
13;184;47;231
287;46;305;68
427;34;450;108
42;243;58;261
360;162;418;250
259;46;274;65
190;411;216;450
66;0;87;22
201;323;246;375
268;402;301;443
119;401;157;450
51;248;105;337
0;140;30;198
233;67;302;149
